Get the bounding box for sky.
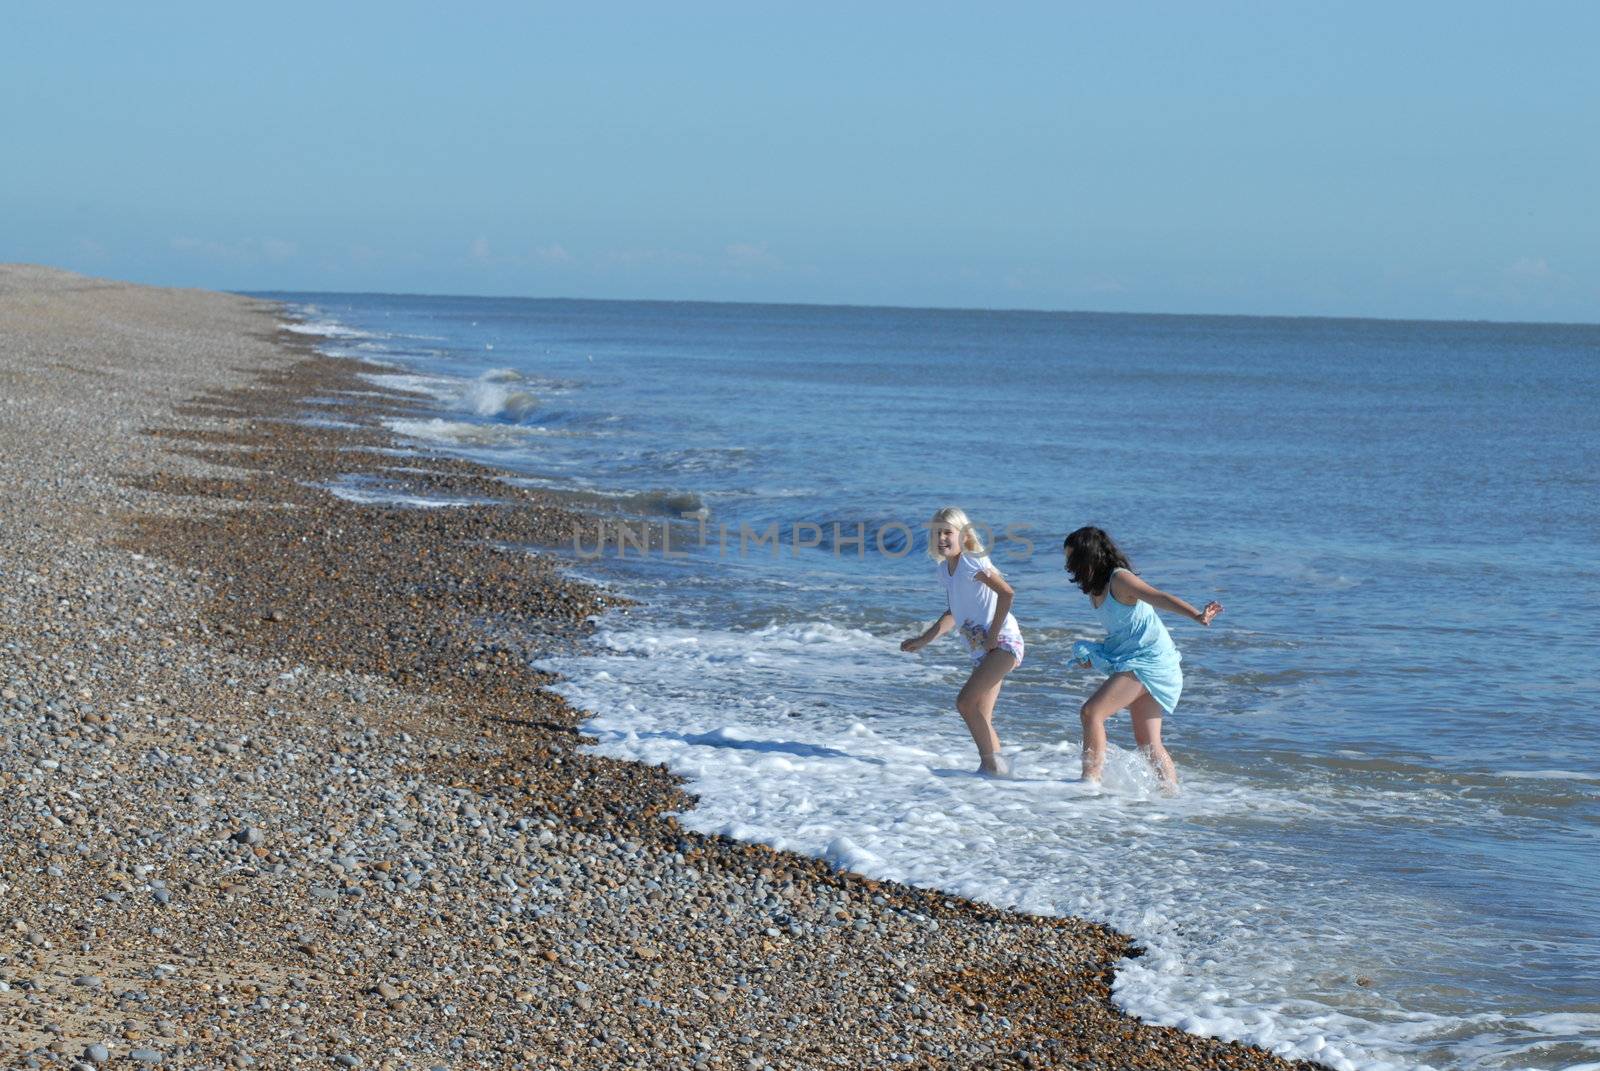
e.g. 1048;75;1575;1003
4;2;1598;321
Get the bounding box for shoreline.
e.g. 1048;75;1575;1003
1;265;1315;1070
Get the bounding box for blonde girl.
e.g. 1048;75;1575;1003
901;507;1024;776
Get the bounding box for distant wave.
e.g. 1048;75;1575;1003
281;320;384;341
361;369;544;424
384;417;569;447
324;484;494;509
463;379;539;422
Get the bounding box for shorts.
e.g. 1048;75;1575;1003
961;620;1025;668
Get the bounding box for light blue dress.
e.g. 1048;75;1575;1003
1071;568;1184;714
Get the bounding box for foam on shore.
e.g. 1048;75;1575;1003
542;617;1592;1071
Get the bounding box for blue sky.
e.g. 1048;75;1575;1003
4;2;1598;321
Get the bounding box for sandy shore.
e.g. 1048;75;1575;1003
0;265;1313;1070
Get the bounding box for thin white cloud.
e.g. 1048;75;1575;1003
1506;256;1554;280
725;241;780;270
602;247;706;269
1448;255;1586;315
1000;267;1132;302
169;236;299;263
170;236;229;257
464;239;571;268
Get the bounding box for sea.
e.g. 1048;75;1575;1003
259;290;1600;1071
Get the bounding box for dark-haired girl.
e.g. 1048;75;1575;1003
1063;527;1222;790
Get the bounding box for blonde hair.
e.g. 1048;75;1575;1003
926;506;990;561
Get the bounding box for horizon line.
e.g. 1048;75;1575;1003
241;283;1600;331
5;263;1592;331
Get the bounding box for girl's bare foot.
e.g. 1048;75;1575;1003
978;752;1012;778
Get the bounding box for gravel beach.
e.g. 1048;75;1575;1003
0;265;1317;1070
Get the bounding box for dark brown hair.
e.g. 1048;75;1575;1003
1063;526;1132;596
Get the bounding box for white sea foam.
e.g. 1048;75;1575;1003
498;477;708;518
1519;1013;1600;1035
296;416;364;431
384;417;562;447
1499;769;1600;783
360;372;462;402
542;618;1580;1071
322;481;496;509
281;320;382;340
360;369;544;423
463;380;539;421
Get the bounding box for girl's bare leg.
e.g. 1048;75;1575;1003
1130;693;1178;791
1079;672;1148;783
956;650;1016;773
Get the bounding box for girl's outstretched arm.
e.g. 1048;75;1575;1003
1111;570;1223;626
902;611;954;652
974;568;1015;650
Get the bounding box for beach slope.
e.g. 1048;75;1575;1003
0;265;1312;1070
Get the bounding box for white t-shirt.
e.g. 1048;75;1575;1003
936;553;1022;650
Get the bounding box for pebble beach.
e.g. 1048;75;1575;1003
0;266;1319;1070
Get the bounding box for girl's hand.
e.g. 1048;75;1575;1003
1196;601;1223;626
985;632;1001;652
900;636;925;653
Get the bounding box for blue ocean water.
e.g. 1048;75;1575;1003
266;292;1600;1071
